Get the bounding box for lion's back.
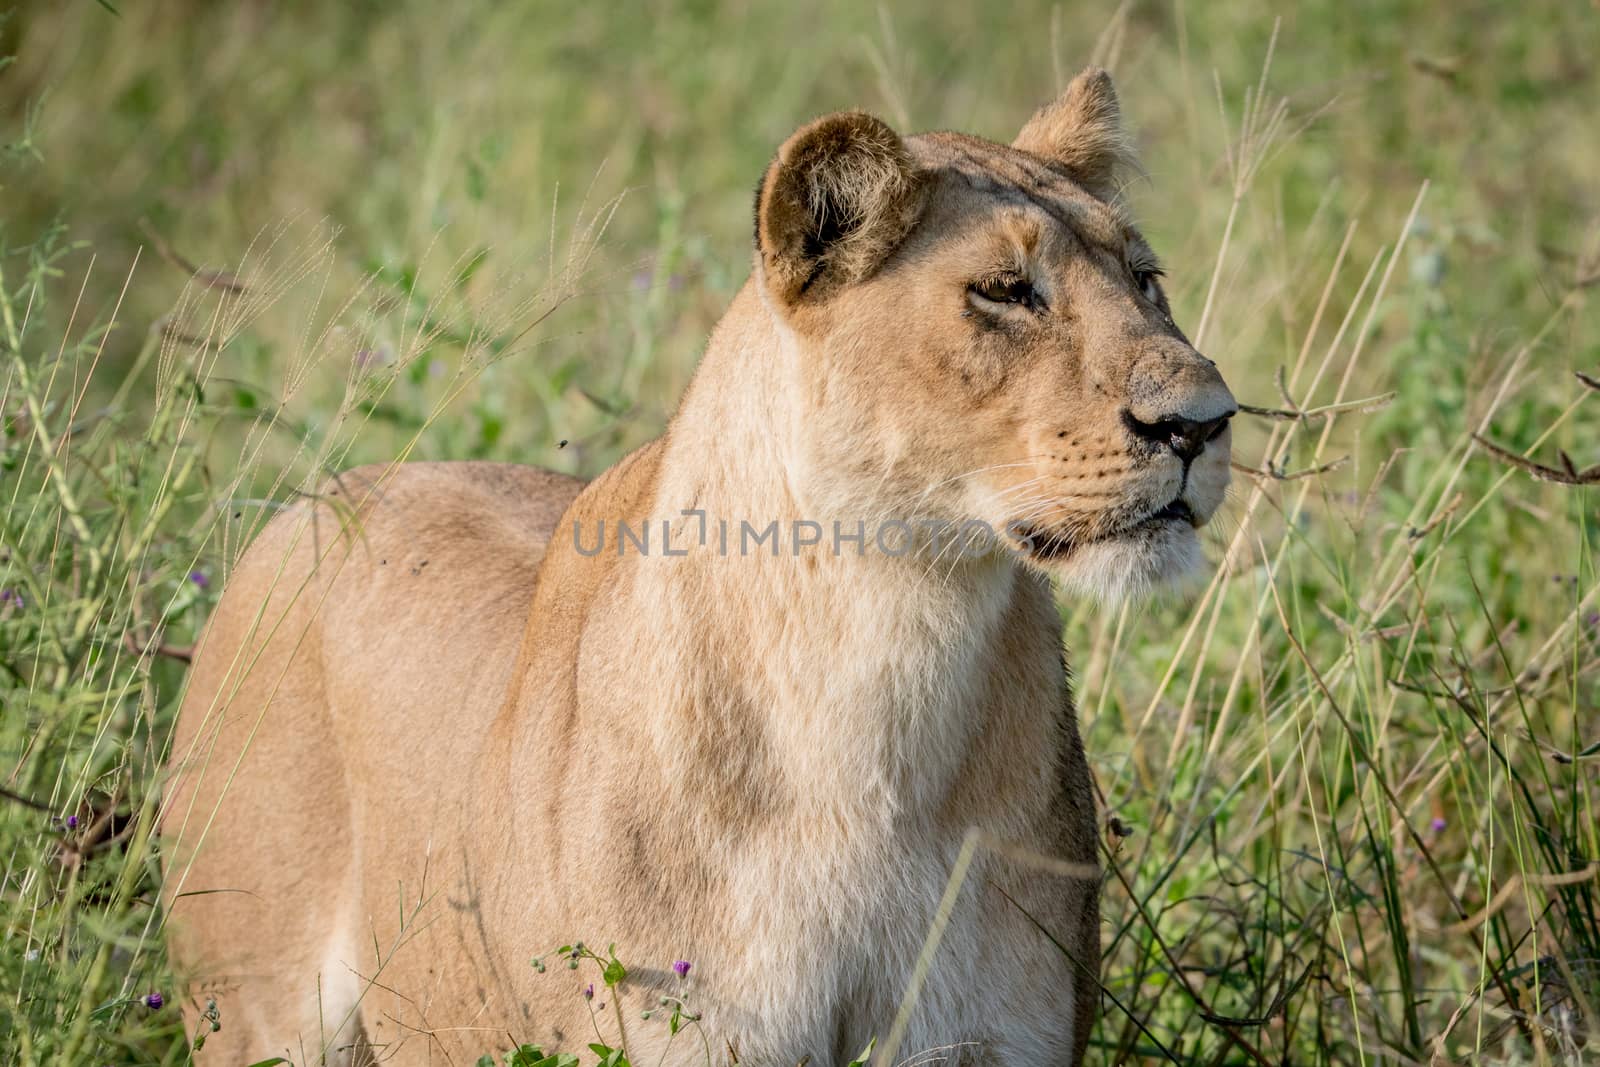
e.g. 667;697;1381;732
166;458;584;849
162;461;584;1057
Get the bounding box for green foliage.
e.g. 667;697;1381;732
601;951;627;991
0;190;202;1064
503;1047;578;1067
2;1;1598;1065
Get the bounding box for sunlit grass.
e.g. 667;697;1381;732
3;1;1599;1064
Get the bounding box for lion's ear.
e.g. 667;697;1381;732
1013;67;1133;201
755;111;926;306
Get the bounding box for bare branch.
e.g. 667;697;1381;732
138;219;249;294
1232;455;1349;482
1238;391;1395;424
1407;491;1463;540
122;627;193;663
1473;433;1600;486
0;785;54;814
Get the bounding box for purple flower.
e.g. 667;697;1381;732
1430;817;1447;833
65;815;78;829
0;588;21;608
188;570;209;589
143;992;164;1010
582;983;594;1001
672;960;691;980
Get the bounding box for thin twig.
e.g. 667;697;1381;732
1232;455;1349;482
138;219;249;294
0;785;54;814
1472;434;1600;486
1471;370;1600;484
1237;371;1395;423
122;627;194;663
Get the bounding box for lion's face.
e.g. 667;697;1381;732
755;69;1235;599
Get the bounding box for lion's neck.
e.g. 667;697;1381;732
625;282;1039;818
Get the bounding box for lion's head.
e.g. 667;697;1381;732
751;67;1236;600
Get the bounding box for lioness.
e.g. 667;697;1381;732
163;68;1234;1066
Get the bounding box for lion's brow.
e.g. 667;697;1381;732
943;163;1133;261
941;159;1082;225
932;141;1134;252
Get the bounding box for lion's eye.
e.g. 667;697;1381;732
968;276;1037;310
1134;269;1163;303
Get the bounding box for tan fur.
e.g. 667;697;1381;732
163;69;1234;1066
1011;67;1135;201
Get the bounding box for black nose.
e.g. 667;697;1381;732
1122;409;1232;463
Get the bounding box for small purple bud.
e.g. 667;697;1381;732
1585;611;1600;629
582;983;594;1001
1430;817;1447;833
0;588;22;608
65;815;78;829
188;570;210;589
672;960;691;979
143;992;164;1010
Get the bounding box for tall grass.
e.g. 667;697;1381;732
3;1;1598;1063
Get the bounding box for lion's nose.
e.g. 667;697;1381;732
1121;409;1233;463
1124;344;1237;461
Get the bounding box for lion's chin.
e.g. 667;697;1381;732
1036;519;1207;604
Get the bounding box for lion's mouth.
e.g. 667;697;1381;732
1013;496;1199;563
1148;498;1197;527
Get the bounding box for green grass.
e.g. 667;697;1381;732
3;0;1599;1063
